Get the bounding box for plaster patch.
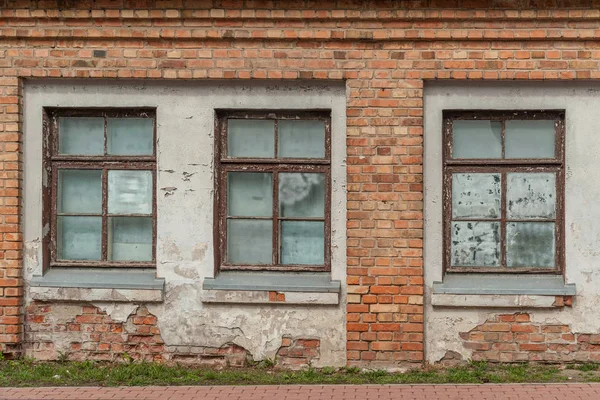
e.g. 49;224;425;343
191;243;208;262
95;303;138;323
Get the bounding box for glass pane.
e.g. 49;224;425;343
227;172;273;217
281;221;325;265
59;117;104;155
227;219;272;264
109;217;152;261
107;118;154;156
227;119;275;158
452;120;502;159
506;222;555;268
507;173;556;219
452;173;501;219
506;120;555;159
279;173;325;218
451;221;500;267
57;216;102;260
278;120;326;158
58;169;102;214
108;170;153;215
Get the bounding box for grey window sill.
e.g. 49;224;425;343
29;268;165;302
202;272;341;305
203;272;341;293
433;274;576;296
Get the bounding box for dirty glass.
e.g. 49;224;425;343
58;117;104;155
107;118;154;156
506;222;555;268
279;173;325;218
505;120;555;159
108;170;153;215
281;221;324;265
278;120;326;158
227;119;275;158
108;217;152;261
227;219;272;264
452;120;502;159
451;221;500;267
507;172;556;219
57;216;102;260
452;173;501;219
58;169;102;214
227;172;273;217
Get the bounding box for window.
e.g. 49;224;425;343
443;110;565;273
215;110;331;271
44;109;156;268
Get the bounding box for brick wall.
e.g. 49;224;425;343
1;0;599;366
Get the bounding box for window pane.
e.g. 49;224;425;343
227;172;273;217
227;119;275;158
279;173;325;218
278;120;326;158
57;216;102;260
505;120;555;159
107;118;154;156
451;221;500;267
108;170;153;215
227;219;272;264
109;217;152;261
58;117;104;155
281;221;324;265
506;222;555;268
507;172;556;219
452;173;501;219
452;120;502;159
58;169;102;214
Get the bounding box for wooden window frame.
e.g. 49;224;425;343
442;110;565;274
214;110;332;272
43;108;157;269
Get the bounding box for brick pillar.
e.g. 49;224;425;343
0;77;23;356
346;77;424;367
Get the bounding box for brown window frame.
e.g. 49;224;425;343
442;110;565;274
43;108;157;270
214;110;332;272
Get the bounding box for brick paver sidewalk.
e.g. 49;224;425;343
2;384;600;399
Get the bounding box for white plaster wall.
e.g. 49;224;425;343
424;82;600;363
23;80;347;366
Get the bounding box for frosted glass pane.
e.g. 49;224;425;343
107;118;154;155
281;221;324;265
279;173;325;218
278;120;326;158
109;217;152;261
506;120;555;159
507;222;555;268
451;221;500;267
108;170;153;215
59;117;104;155
227;172;273;217
452;120;502;159
58;169;102;214
452;173;501;219
57;216;102;260
228;119;275;158
507;173;556;219
227;219;272;264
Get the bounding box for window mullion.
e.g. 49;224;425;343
102;167;108;262
500;171;507;269
273;171;279;266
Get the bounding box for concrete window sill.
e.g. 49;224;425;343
432;274;575;308
29;268;165;302
202;272;341;305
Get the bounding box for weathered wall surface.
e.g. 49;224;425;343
22;80;347;366
424;82;600;364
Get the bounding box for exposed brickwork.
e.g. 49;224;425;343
276;336;320;368
0;0;598;365
461;313;600;363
